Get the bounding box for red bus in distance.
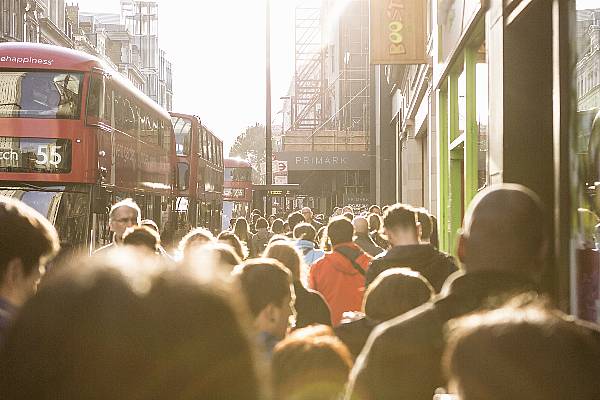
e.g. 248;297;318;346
170;112;224;235
0;42;175;250
223;157;253;231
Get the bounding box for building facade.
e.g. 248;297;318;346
276;0;372;215
371;0;600;322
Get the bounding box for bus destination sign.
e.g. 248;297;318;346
0;138;72;173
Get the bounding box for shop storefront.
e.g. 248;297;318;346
434;0;488;252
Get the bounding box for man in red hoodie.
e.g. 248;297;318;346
309;216;371;326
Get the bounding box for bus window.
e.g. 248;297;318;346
172;116;191;156
86;73;104;122
177;162;189;191
0;71;83;119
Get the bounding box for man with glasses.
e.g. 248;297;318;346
95;198;141;254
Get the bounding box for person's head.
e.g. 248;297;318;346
140;219;159;232
252;209;262;217
382;204;419;247
255;217;268;231
268;215;277;224
333;207;342;216
272;325;353;400
0;197;59;306
272;218;285;234
457;184;546;277
301;207;313;222
108;198;141;243
342;212;353;221
364;268;433;321
269;234;290;245
327;217;354;247
122;225;160;254
342;206;353;215
234;217;251;241
217;231;247;260
264;242;302;282
179;227;215;260
368;213;381;232
229;217;237;230
443;298;600;400
368;205;381;216
0;249;262;400
352;216;370;235
287;212;305;232
293;222;317;242
183;242;242;278
234;258;294;339
415;208;433;244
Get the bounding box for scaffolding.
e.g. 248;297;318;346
287;0;371;147
293;2;325;131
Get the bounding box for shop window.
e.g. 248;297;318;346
571;0;600;323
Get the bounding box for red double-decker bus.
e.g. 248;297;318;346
170;112;223;235
0;43;175;250
222;157;253;231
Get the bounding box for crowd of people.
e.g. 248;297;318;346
0;184;600;400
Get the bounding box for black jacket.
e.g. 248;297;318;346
345;271;539;400
365;244;458;292
354;233;384;258
335;316;378;359
293;281;332;329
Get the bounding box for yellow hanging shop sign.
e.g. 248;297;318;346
370;0;427;65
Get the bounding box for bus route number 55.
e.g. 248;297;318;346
36;145;62;166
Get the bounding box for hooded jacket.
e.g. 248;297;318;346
309;242;372;326
295;239;325;267
365;244;458;292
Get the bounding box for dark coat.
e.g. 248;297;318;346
354;233;384;258
365;244;458;292
335;316;378;358
293;281;332;328
345;271;539;400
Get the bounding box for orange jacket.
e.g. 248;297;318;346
309;242;372;326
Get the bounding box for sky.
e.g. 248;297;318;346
74;0;299;152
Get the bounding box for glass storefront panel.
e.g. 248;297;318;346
571;0;600;322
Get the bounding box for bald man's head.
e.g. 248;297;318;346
353;217;369;234
459;184;546;277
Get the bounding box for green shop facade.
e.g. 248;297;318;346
429;0;600;321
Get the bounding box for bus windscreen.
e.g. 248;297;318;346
0;71;83;119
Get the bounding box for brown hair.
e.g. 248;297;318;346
293;222;317;242
444;299;600;400
272;325;353;400
415;208;433;242
217;231;247;260
383;204;417;233
179;227;214;258
0;249;262;400
122;225;160;252
264;242;302;281
364;268;433;321
0;197;59;279
327;216;354;246
234;258;292;317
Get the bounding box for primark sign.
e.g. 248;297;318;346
274;151;371;171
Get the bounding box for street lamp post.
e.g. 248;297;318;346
265;0;273;216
